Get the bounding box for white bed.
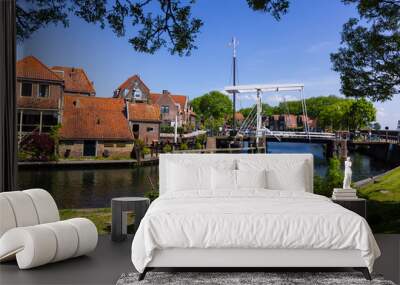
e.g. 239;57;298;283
131;154;380;280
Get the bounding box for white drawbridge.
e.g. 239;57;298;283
224;84;308;144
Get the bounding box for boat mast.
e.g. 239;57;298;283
230;37;238;132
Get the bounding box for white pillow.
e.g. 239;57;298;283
236;169;267;189
167;162;211;191
266;165;306;191
212;168;237;191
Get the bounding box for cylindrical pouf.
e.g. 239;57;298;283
42;221;79;262
65;218;98;257
0;196;17;237
23;189;60;224
0;226;57;269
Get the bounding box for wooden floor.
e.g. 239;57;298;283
0;235;399;285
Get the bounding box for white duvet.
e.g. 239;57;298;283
131;190;380;273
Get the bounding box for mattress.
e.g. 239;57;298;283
131;190;380;273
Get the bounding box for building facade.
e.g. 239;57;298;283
51;66;96;96
59;95;134;158
128;103;161;144
150;90;196;127
113;75;150;102
114;75;196;128
16;56;64;141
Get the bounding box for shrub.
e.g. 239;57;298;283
19;131;55;161
160;125;174;133
163;144;172;153
313;156;344;198
195;142;202;150
325;156;344;196
180;143;188;150
142;146;151;155
144;190;159;202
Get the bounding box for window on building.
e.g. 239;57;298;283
104;143;114;147
38;84;49;97
161;105;169;114
41;112;59;132
133;88;142;99
116;142;126;147
132;124;140;132
21;82;32;97
147;127;154;132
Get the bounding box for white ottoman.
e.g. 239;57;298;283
0;189;98;269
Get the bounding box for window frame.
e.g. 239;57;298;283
38;84;50;98
20;82;33;97
161;105;169;114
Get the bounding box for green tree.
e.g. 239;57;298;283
314;157;344;197
348;98;376;130
331;0;400;102
191;91;232;120
318;100;353;130
324;157;344;197
16;0;289;56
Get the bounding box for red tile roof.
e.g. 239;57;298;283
117;75;150;94
60;95;133;141
51;66;95;95
150;93;188;110
235;112;245;121
129;103;160;122
17;56;63;82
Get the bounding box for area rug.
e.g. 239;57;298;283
116;272;395;285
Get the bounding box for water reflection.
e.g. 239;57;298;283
17;143;390;209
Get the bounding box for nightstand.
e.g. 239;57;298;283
332;198;367;219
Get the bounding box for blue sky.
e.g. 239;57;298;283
18;0;399;129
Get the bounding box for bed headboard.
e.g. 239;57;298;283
159;153;314;195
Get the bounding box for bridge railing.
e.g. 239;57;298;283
264;131;335;139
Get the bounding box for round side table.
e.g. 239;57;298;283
111;197;150;242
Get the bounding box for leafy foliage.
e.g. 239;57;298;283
331;0;400;102
16;0;203;56
162;143;172;153
238;95;376;131
191;91;232;131
19;131;55;161
314;156;344;197
16;0;289;56
191;91;232;120
246;0;289;20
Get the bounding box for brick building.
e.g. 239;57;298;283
114;74;196;128
16;56;64;139
51;66;96;96
59;95;134;158
128;103;161;144
267;114;317;131
267;114;298;131
113;74;150;102
150;90;196;127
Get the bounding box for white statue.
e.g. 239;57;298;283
343;157;353;189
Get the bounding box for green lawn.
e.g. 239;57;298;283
59;208;112;235
357;166;400;233
358;166;400;202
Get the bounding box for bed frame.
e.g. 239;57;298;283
139;249;371;280
138;154;372;281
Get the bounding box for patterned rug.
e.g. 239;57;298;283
116;271;396;285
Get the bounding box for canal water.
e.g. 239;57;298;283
17;142;391;209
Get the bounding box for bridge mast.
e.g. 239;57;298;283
229;37;238;132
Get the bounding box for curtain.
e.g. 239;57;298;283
0;0;17;192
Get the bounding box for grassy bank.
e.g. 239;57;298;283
357;166;400;233
60;208;112;235
357;166;400;202
60;208;136;235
